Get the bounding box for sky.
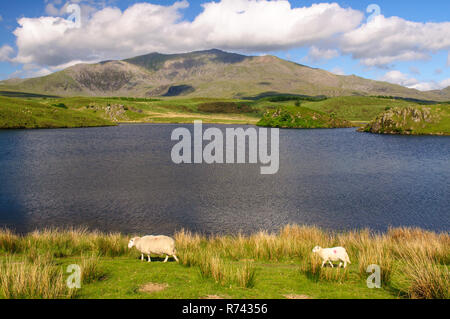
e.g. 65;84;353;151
0;0;449;91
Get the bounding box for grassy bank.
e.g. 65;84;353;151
0;226;448;299
0;96;114;129
3;90;447;129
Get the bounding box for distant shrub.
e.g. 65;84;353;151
52;103;68;109
197;102;255;114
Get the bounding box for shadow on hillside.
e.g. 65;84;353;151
0;91;60;98
239;91;327;101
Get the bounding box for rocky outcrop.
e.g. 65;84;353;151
361;106;448;135
85;104;143;122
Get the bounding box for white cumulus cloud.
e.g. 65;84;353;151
380;70;450;91
11;0;363;69
0;45;14;62
340;15;450;67
5;0;450;77
305;46;339;63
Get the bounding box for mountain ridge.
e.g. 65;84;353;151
1;49;449;101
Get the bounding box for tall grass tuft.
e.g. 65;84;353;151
80;255;106;284
3;228;131;258
387;227;450;265
357;240;394;285
198;254;226;284
235;262;257;288
93;233;128;257
0;229;22;254
0;255;76;299
199;255;257;288
400;250;449;299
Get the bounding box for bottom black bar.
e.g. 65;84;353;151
1;299;447;318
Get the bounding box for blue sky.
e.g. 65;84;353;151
1;0;449;90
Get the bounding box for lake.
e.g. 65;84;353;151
0;124;448;235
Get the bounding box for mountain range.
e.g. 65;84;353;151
1;49;449;101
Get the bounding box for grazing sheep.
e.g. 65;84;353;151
128;236;179;263
312;246;351;268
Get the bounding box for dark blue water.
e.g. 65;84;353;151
0;124;448;234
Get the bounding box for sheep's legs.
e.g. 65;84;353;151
321;261;326;268
148;255;151;263
173;255;179;263
141;254;144;261
328;261;334;268
164;255;169;263
339;262;343;268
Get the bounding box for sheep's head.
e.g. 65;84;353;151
128;237;139;249
312;246;322;253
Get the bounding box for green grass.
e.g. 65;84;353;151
0;226;448;299
0;96;114;129
1;91;449;132
302;96;418;122
69;257;393;299
257;106;352;129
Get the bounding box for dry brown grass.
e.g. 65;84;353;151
0;229;21;254
201;294;227;299
399;249;449;299
0;255;76;299
139;283;169;294
284;294;312;299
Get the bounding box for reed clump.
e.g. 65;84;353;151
0;228;131;258
0;255;76;299
357;239;394;285
197;253;256;288
398;249;449;299
0;229;21;254
80;254;106;284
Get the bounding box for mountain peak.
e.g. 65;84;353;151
3;49;450;101
123;49;248;71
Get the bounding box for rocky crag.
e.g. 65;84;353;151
361;106;450;135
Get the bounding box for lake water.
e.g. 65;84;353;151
0;124;449;235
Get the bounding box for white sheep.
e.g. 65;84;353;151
128;235;179;263
312;246;351;268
